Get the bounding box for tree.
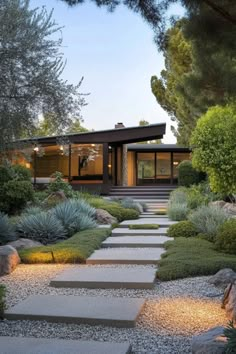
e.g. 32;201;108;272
0;0;86;149
61;0;236;49
151;20;195;145
138;120;161;144
190;104;236;195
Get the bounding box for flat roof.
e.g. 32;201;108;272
15;123;166;146
127;144;190;152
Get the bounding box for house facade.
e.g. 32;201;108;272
10;122;191;193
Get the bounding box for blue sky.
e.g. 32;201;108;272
31;0;183;143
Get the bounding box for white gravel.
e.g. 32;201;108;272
0;264;227;354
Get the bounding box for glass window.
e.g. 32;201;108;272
173;152;191;179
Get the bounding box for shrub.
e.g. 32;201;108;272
167;221;198;238
12;164;31;181
17;212;66;244
22;206;43;216
191;104;236;195
157;237;236;281
0;212;17;245
19;228;111;263
120;198;143;213
215;219;236;254
188;205;229;241
178;160;205;187
167;202;189;221
0;285;6;319
129;224;159;230
224;321;236;354
0;164;13;183
2;180;34;213
47;171;73;197
34;191;49;205
88;198;139;221
169;188;188;204
186;188;206;209
53;200;97;236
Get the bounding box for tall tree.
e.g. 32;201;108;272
0;0;86;149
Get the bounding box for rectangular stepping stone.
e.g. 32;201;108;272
50;267;156;289
86;248;165;265
112;228;168;236
102;236;172;248
0;337;131;354
119;218;175;227
5;295;145;328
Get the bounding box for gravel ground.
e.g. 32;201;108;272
0;264;227;354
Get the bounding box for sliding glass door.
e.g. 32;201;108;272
137;153;155;185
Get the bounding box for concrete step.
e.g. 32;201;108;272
119;218;175;228
0;337;132;354
140;215;167;218
50;267;156;289
112;228;168;236
5;295;145;328
111;196;169;200
86;247;165;265
102;236;172;248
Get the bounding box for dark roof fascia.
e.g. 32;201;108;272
14;123;166;146
127;144;191;152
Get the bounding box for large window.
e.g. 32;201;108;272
173;152;191;182
137;153;155;185
156;152;171;184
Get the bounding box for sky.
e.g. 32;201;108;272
31;0;184;143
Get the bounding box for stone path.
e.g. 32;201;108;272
4;198;173;352
0;337;132;354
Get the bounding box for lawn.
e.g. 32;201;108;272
157;237;236;281
19;228;111;263
0;285;6;318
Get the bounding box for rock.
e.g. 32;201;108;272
222;281;236;322
44;191;67;206
222;203;236;216
8;238;43;250
96;209;117;225
209;201;226;208
192;326;226;354
208;269;236;289
0;245;20;276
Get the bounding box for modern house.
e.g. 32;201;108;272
11;122;190;193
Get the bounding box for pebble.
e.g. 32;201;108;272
0;264;227;354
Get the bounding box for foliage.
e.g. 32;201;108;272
53;200;96;236
2;180;34;213
167;202;189;221
191;105;236;195
34;191;49;205
224;321;236;354
167;221;198;238
0;285;6;319
0;162;34;213
120;198;143;213
17;212;66;245
154;210;167;215
215;219;236;255
19;228;111;263
169;188;188;204
22;206;43;216
11;164;31;181
0;212;17;245
178;160;205;187
188;205;230;241
129;224;159;230
47;172;73;197
0;0;86;147
157;237;236;281
88;198;139;222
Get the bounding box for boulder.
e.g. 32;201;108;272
208;269;236;289
209;201;226;208
222;203;236;216
0;245;20;276
222;281;236;322
192;327;226;354
96;209;117;225
8;238;43;250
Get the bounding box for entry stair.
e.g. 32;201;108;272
108;185;176;200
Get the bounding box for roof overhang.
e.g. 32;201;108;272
15;123;166;146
